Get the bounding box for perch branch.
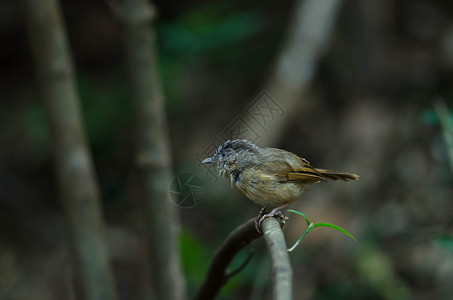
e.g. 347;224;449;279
262;217;293;300
194;216;292;300
193;218;262;300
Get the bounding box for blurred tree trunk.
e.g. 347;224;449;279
116;0;186;299
250;0;343;146
21;0;118;300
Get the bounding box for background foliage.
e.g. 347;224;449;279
1;0;453;299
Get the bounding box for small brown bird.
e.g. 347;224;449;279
202;139;358;229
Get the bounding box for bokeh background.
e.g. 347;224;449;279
1;0;453;299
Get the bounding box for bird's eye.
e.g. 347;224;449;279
222;152;225;157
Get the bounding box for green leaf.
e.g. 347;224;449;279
158;8;265;58
420;109;439;126
286;210;356;252
435;234;453;252
313;222;357;242
287;226;311;253
288;209;310;226
179;228;210;293
287;210;313;252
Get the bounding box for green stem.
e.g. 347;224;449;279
287;222;314;253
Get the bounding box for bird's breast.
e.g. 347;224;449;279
234;167;305;207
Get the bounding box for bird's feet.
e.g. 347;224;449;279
255;203;289;233
256;207;268;220
255;207;268;232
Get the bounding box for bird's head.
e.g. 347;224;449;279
201;139;262;177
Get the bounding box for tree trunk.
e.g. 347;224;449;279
21;0;118;299
116;0;186;299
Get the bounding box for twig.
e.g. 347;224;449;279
193;218;262;300
262;217;293;300
21;0;118;299
226;250;255;279
116;0;186;299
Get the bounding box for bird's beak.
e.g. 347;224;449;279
201;156;216;164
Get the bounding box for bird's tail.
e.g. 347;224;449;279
315;168;359;181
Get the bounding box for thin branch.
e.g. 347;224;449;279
21;0;117;299
247;0;343;146
193;218;262;300
116;0;186;299
225;250;255;280
262;217;293;300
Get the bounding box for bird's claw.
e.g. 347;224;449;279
255;210;288;233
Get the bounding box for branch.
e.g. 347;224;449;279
21;0;117;299
194;217;292;300
193;218;262;300
246;0;343;146
116;0;186;299
262;217;293;300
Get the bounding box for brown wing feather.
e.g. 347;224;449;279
287;158;326;183
255;161;294;182
258;153;326;183
287;172;325;183
260;148;358;183
314;168;359;181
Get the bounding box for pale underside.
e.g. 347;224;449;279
233;163;322;207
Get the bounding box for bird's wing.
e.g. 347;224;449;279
287;158;326;183
262;147;357;183
314;168;359;181
256;158;325;183
287;171;326;182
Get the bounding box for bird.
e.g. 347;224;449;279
201;139;358;230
